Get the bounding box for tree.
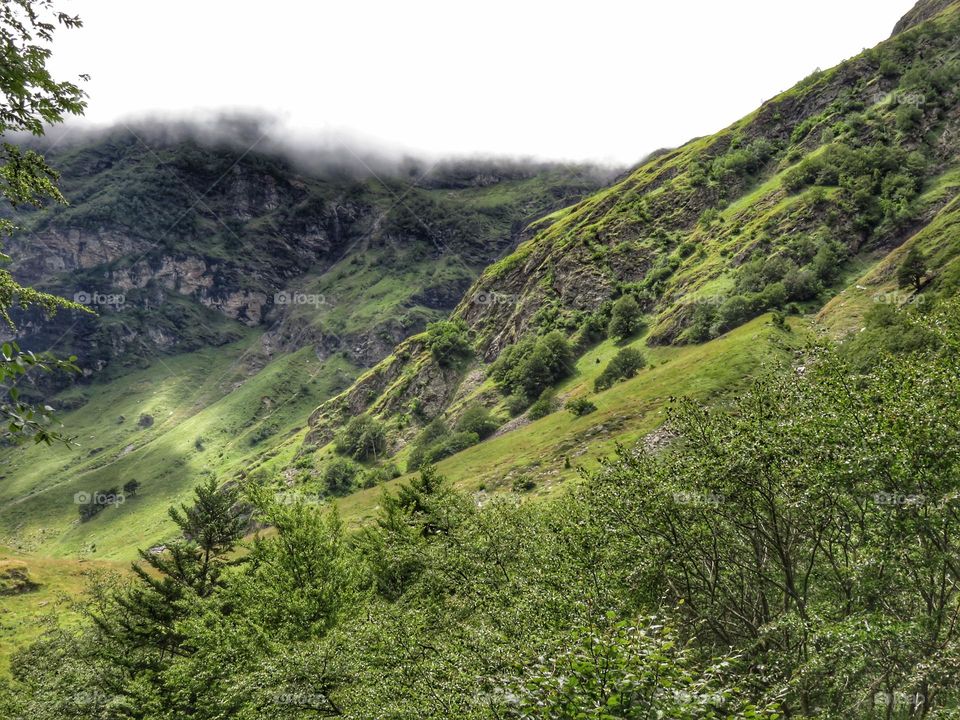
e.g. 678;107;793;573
93;475;244;659
897;246;927;292
323;456;358;496
489;330;573;400
0;1;90;445
608;294;642;341
454;404;499;439
424;318;472;366
594;347;646;391
334;414;386;461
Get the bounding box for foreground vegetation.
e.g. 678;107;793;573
3;301;959;718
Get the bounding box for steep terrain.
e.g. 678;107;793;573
0;131;608;558
3;0;960;662
303;0;960;485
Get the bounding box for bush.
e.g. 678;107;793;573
455;405;499;440
335;415;387;461
527;389;556;420
323;457;358;496
425;431;479;463
358;462;401;489
595;348;646;392
711;295;753;335
425;319;472;366
608;295;643;341
504;393;530;417
566;397;597;417
490;331;574;399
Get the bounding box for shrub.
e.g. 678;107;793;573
455;405;499;440
897;247;927;292
424;319;473;366
425;431;479;463
511;475;536;493
504;393;530;417
335;415;387;461
323;457;358;496
566;397;597;417
359;463;399;489
595;348;647;392
784;267;821;301
711;295;753;335
608;295;643;341
527;389;556;420
490;331;574;399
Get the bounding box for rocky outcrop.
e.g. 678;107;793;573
892;0;959;36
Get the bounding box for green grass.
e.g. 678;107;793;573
334;314;803;525
0;547;127;676
0;338;360;561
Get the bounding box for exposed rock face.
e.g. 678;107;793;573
892;0;959;36
5;131;606;391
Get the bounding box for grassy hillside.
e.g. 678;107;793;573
303;0;960;480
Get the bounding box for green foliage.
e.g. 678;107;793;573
565;397;597;416
334;414;386;461
781;143;926;233
490;330;574;400
897;246;928;291
0;1;90;446
0;341;79;445
424;318;473;366
454;403;499;439
406;413;487;471
511;617;773;720
323;456;358;495
608;294;643;341
594;347;646;391
527;389;556;420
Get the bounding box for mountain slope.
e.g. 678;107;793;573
0;133;609;557
304;0;960;484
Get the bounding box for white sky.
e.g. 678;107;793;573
49;0;916;165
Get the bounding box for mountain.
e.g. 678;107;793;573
5;0;960;714
301;0;960;484
0;130;610;561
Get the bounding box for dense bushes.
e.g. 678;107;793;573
682;229;847;342
9;304;960;719
594;347;646;391
782;142;926;233
489;330;574;403
454;404;499;439
323;456;359;495
334;414;387;461
565;397;597;416
608;294;643;341
405;404;499;471
424;319;473;366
